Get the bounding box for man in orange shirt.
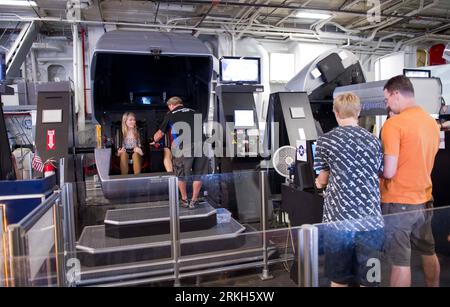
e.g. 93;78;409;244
381;75;440;287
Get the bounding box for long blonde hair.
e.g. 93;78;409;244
121;112;139;139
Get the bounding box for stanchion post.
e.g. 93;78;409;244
168;176;181;286
299;224;319;287
259;170;273;280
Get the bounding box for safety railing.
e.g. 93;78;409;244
0;204;6;287
6;168;449;287
68;169;297;287
312;204;450;287
2;169;315;287
7;192;64;286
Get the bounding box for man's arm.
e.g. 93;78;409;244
381;120;400;180
153;130;165;143
383;154;398;179
315;170;329;189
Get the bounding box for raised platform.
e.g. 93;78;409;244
104;202;217;238
77;217;246;266
76;226;278;286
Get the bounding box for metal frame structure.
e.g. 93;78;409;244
4;173;322;287
7;192;65;287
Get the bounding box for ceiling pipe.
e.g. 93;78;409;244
260;0;290;23
31;42;64;51
0;14;416;49
373;32;415;50
346;0;400;30
313;0;439;47
152;0;450;23
236;0;272;40
272;0;314;27
340;0;365;10
347;0;438;42
233;0;266;31
365;0;439;34
192;3;215;36
230;0;257;25
350;0;439;35
399;23;450;46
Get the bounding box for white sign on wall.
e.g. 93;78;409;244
270;53;295;83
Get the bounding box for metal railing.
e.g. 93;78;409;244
0;205;6;287
7;192;65;287
4;170;323;287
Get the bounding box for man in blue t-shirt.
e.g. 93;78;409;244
314;93;384;287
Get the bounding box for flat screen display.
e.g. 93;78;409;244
403;69;431;78
219;56;260;84
234;110;255;127
133;93;164;106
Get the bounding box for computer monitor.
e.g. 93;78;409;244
219;56;261;84
403;68;431;78
234;110;255;127
133;93;164;106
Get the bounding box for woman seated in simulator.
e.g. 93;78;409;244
117;112;144;175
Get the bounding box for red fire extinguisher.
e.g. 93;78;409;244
44;160;56;177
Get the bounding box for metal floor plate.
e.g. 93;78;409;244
77;217;245;253
104;201;216;225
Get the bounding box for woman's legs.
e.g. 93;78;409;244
119;151;129;175
132;152;142;174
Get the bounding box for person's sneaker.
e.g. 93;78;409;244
188;199;199;210
180;199;189;208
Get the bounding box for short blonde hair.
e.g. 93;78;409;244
167;96;183;106
333;93;361;119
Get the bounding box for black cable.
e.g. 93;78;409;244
27;0;42;19
154;1;160;24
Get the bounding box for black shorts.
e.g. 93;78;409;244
324;227;384;286
173;156;208;181
382;201;435;266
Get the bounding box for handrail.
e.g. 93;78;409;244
15;192;59;232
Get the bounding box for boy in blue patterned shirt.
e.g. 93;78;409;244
314;93;384;287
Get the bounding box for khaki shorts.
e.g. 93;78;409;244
382;201;435;266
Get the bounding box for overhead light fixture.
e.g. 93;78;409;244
0;1;37;7
296;11;331;20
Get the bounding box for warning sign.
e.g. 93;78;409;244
47;130;55;150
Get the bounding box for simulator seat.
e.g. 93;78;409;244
109;120;149;175
109;120;166;175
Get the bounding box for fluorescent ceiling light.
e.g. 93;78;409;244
296;11;331;20
0;1;37;7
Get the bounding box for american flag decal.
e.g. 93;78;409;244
32;152;44;173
